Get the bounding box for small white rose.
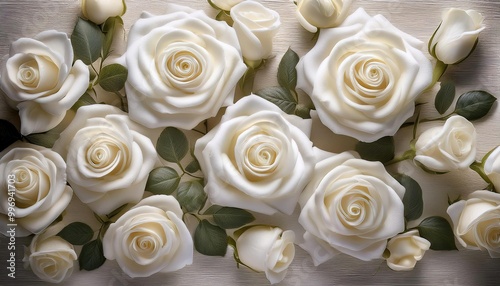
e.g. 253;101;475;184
194;95;315;215
103;195;193;277
211;0;245;11
483;146;500;191
0;30;89;135
447;190;500;258
231;1;281;61
386;230;431;271
236;226;295;284
0;143;72;237
429;8;485;65
296;0;352;33
81;0;126;25
414;115;476;173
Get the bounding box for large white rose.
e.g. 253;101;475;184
103;195;193;277
82;0;126;25
52;105;156;216
123;4;247;130
0;30;89;135
296;0;352;33
447;190;500;258
483;146;500;191
429;8;485;65
386;230;430;271
0;143;72;237
299;151;405;264
414;115;476;173
236;226;295;284
231;1;281;61
296;8;432;142
194;95;315;215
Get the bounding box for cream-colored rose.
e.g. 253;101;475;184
194;95;315;215
236;226;295;284
0;30;89;135
231;1;281;61
81;0;126;25
447;190;500;258
386;230;431;271
296;8;432;142
483;146;500;191
23;224;78;283
52;105;156;216
414;115;476;173
299;151;405;264
296;0;352;33
429;8;485;65
103;195;193;277
123;4;246;130
211;0;245;11
0;143;72;237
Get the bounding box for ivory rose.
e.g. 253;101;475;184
103;195;193;277
483;146;500;191
296;8;432;142
81;0;126;25
414;115;476;173
0;143;72;237
194;95;315;215
299;151;405;264
429;8;485;65
296;0;352;33
447;190;500;258
52;105;156;216
236;226;295;284
231;1;281;61
211;0;245;11
123;4;246;130
0;30;89;135
386;230;431;271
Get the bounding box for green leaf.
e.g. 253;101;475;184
417;216;457;250
79;239;106;271
394;174;423;221
57;222;94;245
145;167;180;195
277;48;299;90
255;86;297;114
355;136;395;164
71;18;104;65
454;90;496;120
0;119;21;152
71;92;96;111
106;203;128;219
435;82;455;114
185;159;201;173
215;10;233;26
96;64;128;92
177;180;207;212
203;205;223;215
156;127;189;163
101;16;123;60
25;130;60;148
194;220;228;256
238;67;256;96
213;207;255;229
295;104;312;119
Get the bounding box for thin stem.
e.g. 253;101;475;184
177;162;203;179
470;161;492;185
402;113;454;128
384;150;416;167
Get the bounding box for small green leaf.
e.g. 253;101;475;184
435;82;456;114
213;207;255;229
101;16;123;60
145;167;180;195
0;119;21;152
25;130;60;148
355;136;395;164
106;203;128;219
203;205;224;215
454;90;496;120
96;64;128;92
57;222;94;245
177;180;207;212
194;220;228;256
185;159;201;173
277;48;299;90
71;18;104;65
295;104;312;119
417;216;457;250
79;239;106;271
394;174;423;221
255;86;297;114
156;127;189;163
238;67;256;96
71;92;96;111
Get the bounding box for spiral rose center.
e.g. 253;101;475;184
18;60;39;87
12;165;49;208
157;45;205;89
85;135;129;175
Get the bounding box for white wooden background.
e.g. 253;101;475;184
0;0;499;285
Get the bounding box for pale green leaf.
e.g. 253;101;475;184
177;181;206;212
277;48;299;90
71;18;103;65
255;86;297;114
25;130;60;148
194;220;228;256
145;167;180;195
96;64;128;92
156;127;189;163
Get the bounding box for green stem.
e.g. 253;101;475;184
402;113;454;128
470;161;493;185
384;150;416;167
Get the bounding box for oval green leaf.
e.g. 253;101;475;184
435;82;455;114
417;216;457;250
156;127;189;163
277;48;299;90
25;130;60;148
194;220;228;256
394;174;423;221
57;222;94;245
177;180;206;212
79;239;106;271
71;92;96;111
96;64;128;92
454;90;496;120
213;207;255;229
185;159;201;174
355;136;395;164
255;86;297;114
71;18;103;65
145;167;180;195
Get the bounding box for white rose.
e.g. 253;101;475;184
0;30;89;135
447;190;500;258
236;226;295;284
123;4;247;130
296;8;432;142
0;143;72;237
103;195;193;277
429;8;485;65
483;146;500;191
386;230;431;271
414;115;476;173
23;223;78;283
81;0;126;25
52;105;156;216
231;1;281;61
296;0;352;33
211;0;245;11
194;95;315;215
299;151;405;264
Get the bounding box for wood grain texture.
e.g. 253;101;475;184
1;0;500;285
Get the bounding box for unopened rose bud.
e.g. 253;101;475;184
81;0;126;25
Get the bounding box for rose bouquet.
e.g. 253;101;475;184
0;0;499;285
